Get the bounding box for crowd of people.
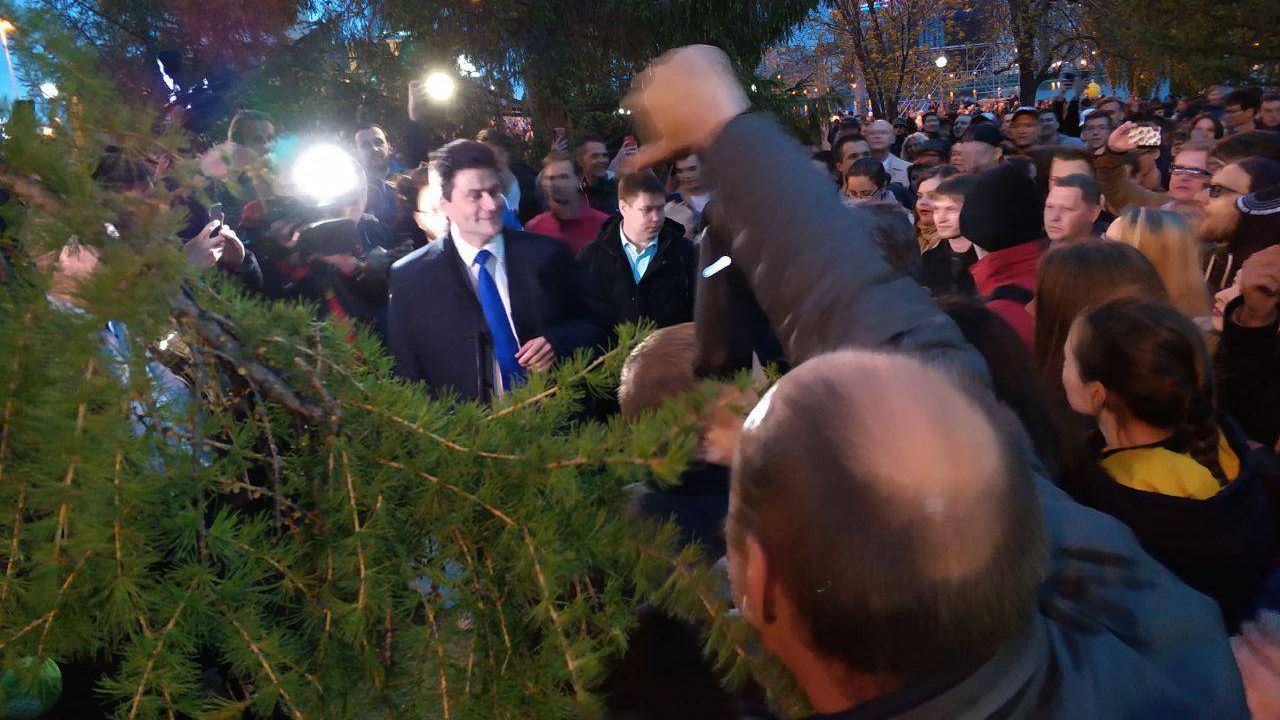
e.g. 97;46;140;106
37;41;1280;719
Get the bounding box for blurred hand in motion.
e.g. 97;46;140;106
623;45;749;172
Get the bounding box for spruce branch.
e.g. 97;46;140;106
0;311;36;605
422;599;451;720
523;528;583;699
339;450;369;616
0;549;92;652
53;356;97;560
220;607;306;720
127;581;197;719
171;292;325;425
342;400;519;461
483;554;514;674
486;345;624;421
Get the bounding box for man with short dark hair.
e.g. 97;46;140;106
524;152;610;254
921;111;942;139
1260;92;1280;133
574;136;619;213
665;154;711;238
387;140;595;400
1039;108;1083;148
1224;88;1261;135
1079;109;1113;154
1095;97;1125;128
576;171;697;339
833;134;871;176
1045;174;1102;247
353;124;399;225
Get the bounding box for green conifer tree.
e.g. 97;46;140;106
0;7;807;720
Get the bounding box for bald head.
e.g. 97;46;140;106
728;350;1045;676
864;120;895;153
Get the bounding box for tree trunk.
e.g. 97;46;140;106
1006;0;1040;105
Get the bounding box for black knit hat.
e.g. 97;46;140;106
960;163;1045;252
961;123;1004;148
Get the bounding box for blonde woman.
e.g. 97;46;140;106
1104;206;1212;320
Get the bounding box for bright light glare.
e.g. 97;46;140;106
291;144;361;207
39;81;57;98
935;55;948;68
424;71;456;103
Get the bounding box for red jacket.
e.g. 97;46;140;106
969;240;1045;348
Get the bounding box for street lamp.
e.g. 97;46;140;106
935;54;948;68
39;82;57;99
423;71;456;104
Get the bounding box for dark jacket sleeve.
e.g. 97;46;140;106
542;242;605;359
1215;297;1280;446
386;265;423;381
573;240;618;345
701;113;987;380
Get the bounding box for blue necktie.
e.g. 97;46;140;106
473;249;524;391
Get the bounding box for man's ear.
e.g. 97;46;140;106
740;533;769;626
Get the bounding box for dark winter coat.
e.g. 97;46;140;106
1081;417;1277;631
576;216;697;340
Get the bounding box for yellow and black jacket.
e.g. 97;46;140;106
1086;419;1276;631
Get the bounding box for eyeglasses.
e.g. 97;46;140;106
1207;183;1245;199
1170;164;1211;179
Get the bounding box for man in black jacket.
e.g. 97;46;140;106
576;171;697;341
387;140;595;401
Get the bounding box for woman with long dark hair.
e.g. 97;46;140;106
1063;297;1275;629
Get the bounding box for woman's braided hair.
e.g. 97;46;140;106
1072;297;1226;482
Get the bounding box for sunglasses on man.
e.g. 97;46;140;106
1170;164;1211;179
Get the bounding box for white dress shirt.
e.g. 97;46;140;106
452;225;520;393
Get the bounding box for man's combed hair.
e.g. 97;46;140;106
618;323;697;418
1053;173;1102;206
728;352;1048;677
433;139;499;201
618;170;666;202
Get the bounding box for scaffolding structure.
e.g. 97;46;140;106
896;41;1020;113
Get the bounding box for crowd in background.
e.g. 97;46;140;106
42;60;1280;719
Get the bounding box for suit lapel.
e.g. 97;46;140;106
436;236;485;322
503;233;536;343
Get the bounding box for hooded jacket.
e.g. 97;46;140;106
700;112;1247;720
961;164;1047;347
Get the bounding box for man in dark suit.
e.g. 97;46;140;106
387;140;596;401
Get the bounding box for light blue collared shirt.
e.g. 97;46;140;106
620;226;658;284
